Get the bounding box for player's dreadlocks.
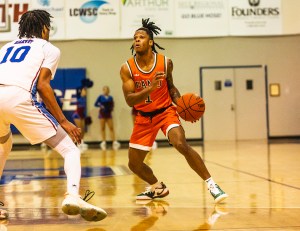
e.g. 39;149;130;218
131;18;165;54
18;10;52;39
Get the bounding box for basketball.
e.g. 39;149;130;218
176;93;205;122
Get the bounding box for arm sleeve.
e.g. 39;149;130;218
42;42;61;79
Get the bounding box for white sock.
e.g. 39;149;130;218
0;133;12;177
205;177;217;190
53;135;81;195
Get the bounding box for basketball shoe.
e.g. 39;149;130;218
62;192;107;222
209;184;228;203
136;182;169;200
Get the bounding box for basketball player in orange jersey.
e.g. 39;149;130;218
120;18;228;203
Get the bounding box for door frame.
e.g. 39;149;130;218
199;65;270;140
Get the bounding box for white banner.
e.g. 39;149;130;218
175;0;229;37
31;0;65;40
65;0;119;39
120;0;175;38
0;0;29;41
0;0;289;41
229;0;282;36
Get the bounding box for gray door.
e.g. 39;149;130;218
202;66;267;140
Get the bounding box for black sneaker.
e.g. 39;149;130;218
136;182;169;200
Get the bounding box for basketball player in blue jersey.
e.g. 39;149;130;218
0;10;106;222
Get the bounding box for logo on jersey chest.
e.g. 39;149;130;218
135;79;162;89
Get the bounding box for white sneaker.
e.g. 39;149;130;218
112;141;120;150
100;141;106;150
209;184;228;203
152;141;158;150
62;193;107;222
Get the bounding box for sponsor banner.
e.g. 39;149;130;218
65;0;119;39
229;0;282;35
120;0;175;38
0;0;287;41
0;0;30;41
30;0;65;40
175;0;228;37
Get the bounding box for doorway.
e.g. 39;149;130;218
200;65;269;141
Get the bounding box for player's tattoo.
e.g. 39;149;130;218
166;59;181;104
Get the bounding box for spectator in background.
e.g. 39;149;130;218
95;86;120;150
72;78;93;152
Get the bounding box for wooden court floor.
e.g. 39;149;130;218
1;139;300;231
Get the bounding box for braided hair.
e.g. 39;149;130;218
18;10;52;39
131;18;165;54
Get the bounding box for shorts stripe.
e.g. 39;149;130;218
129;143;151;151
166;124;180;138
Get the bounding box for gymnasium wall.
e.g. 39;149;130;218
45;35;300;142
1;0;300;143
1;35;300;143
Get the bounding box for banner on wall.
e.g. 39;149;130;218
174;0;229;37
65;0;119;39
120;0;175;38
0;0;29;41
0;0;287;41
30;0;65;40
229;0;282;35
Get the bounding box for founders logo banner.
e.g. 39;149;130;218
229;0;282;35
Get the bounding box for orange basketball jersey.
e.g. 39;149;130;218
126;53;172;112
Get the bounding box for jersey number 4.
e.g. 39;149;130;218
0;46;31;64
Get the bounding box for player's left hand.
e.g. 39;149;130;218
60;120;82;144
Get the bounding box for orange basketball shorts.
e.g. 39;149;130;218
129;105;181;151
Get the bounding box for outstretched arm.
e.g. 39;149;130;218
166;58;181;104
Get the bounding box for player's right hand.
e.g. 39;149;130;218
151;72;165;88
60;120;82;144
